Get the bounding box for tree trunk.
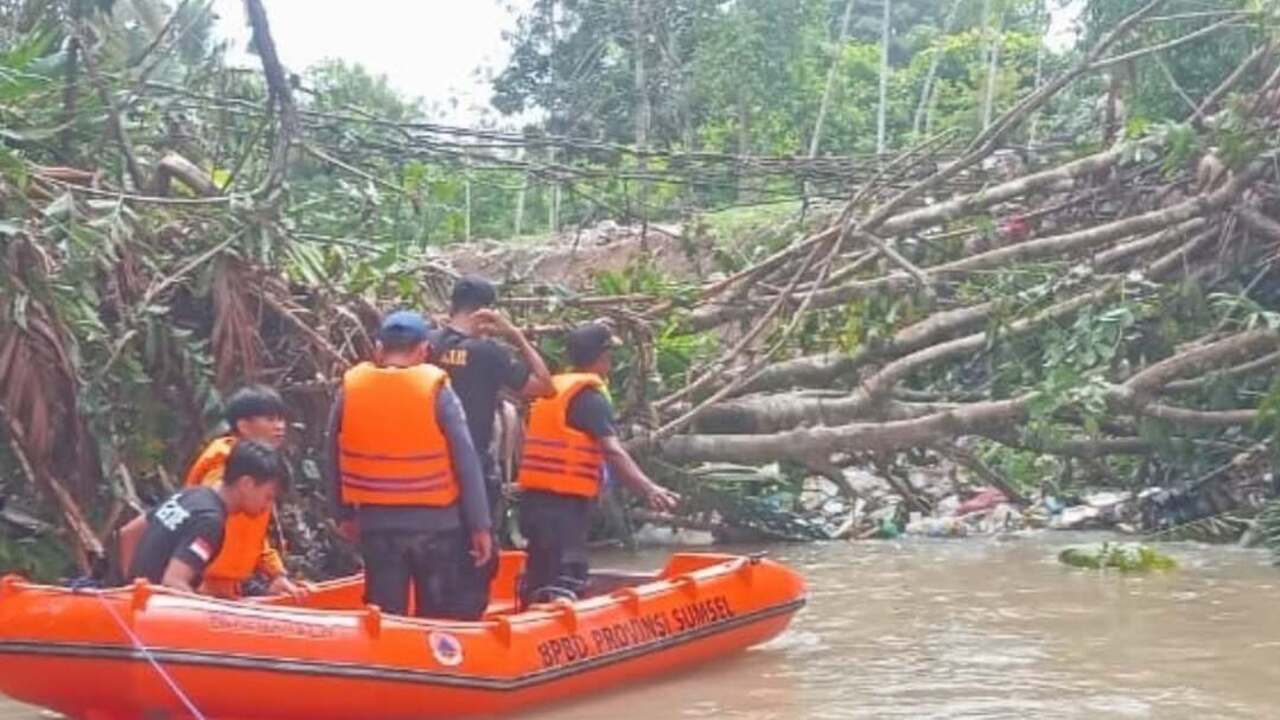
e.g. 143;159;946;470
632;0;651;220
1028;0;1047;145
980;0;1002;130
877;0;892;155
514;149;528;237
547;0;560;235
913;0;960;138
809;0;856;160
59;0;81;161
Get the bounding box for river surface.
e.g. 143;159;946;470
3;533;1279;719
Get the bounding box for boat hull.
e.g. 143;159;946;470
0;553;805;719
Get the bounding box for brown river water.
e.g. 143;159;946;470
3;533;1278;719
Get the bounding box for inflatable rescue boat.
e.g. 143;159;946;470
0;551;805;719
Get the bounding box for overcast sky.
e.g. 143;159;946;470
211;0;533;124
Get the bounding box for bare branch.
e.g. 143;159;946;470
243;0;299;196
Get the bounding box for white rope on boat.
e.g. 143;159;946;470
93;591;208;720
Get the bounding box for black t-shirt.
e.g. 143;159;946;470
128;487;227;585
428;326;530;456
567;388;616;440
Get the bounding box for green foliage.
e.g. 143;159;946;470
1259;499;1280;563
592;260;716;390
483;0;1061;226
1058;542;1178;573
1081;0;1264;126
1156;122;1202;178
975;439;1062;496
1256;376;1280;442
1210;292;1280;331
0;534;73;580
1042;304;1141;374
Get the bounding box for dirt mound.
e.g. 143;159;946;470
446;222;706;290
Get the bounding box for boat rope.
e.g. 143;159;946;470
93;592;209;720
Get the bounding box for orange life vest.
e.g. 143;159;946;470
338;362;459;507
517;373;608;498
184;436;285;595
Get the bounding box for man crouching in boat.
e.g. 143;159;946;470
517;323;681;606
328;310;493;618
124;441;288;593
184;385;308;601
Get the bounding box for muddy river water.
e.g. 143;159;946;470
3;533;1278;719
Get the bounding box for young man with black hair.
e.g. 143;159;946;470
517;322;681;605
126;440;287;593
328;310;493;618
183;384;307;600
429;275;553;619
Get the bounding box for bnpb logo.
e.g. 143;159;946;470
428;631;464;667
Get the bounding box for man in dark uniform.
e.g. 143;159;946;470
517;323;680;605
428;276;553;619
125;440;287;592
328;310;492;619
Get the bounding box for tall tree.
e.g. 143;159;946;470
877;0;892;154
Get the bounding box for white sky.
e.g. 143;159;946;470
1047;0;1085;54
211;0;533;124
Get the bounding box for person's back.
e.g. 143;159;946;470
428;276;553;619
329;310;493;618
430;327;521;461
128;485;228;586
516;324;680;606
429;277;552;475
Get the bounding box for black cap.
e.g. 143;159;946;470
566;323;622;367
378;310;431;349
451;275;497;312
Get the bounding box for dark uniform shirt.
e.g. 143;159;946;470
128;486;227;585
428;326;530;458
567;389;616;439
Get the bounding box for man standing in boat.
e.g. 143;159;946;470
126;441;288;593
518;322;681;605
328;310;493;618
184;385;308;601
428;276;554;619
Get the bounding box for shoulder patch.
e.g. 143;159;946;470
188;537;214;563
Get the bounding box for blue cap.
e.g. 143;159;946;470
378;310;431;347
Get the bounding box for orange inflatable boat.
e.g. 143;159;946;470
0;551;805;719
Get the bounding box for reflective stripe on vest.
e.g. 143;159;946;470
517;373;607;498
184;436;273;584
338;362;459;507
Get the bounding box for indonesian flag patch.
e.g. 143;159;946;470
188;537;214;563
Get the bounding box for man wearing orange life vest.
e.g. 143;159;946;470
328;310;493;618
184;385;308;601
517;323;680;605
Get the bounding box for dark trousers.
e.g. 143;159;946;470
360;529;463;618
451;455;500;620
518;490;592;605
